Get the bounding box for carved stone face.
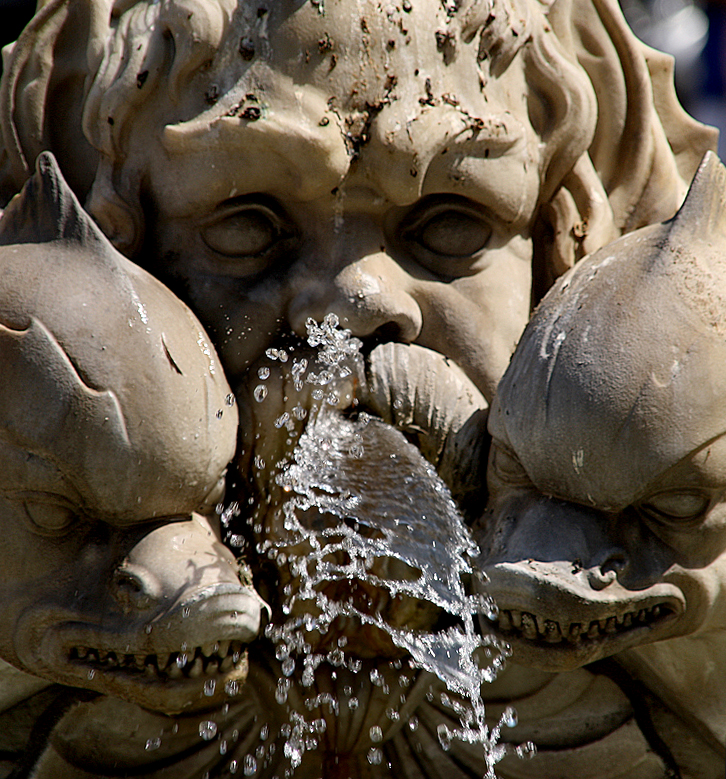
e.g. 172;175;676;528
139;0;537;401
476;154;726;672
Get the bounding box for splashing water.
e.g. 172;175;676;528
232;314;522;776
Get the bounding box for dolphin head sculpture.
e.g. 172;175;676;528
478;152;726;676
0;152;266;715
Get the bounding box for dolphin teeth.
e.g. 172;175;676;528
76;647;88;659
205;659;219;676
605;617;618;634
521;613;537;639
543;620;562;643
167;662;183;680
145;663;157;678
535;614;547;634
157;653;171;669
623;612;633;627
220;655;234;672
510;611;522;629
201;643;216;658
587;621;600;638
568;623;582;642
218;640;231;658
135;654;146;668
187;656;204;679
498;611;512;630
107;652;119;667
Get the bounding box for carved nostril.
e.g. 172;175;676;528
586;550;628;591
111;567;158;612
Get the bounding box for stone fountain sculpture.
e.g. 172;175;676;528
478;151;726;777
0;0;722;777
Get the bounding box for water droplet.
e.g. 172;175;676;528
515;742;537;759
145;624;153;634
386;708;400;721
229;759;239;773
254;385;268;402
244;755;257;775
313;718;326;733
408;716;419;732
182;605;190;618
278;349;289;363
216;408;224;419
437;724;452;751
225;393;236;406
260;725;269;740
503;706;518;728
204;679;217;696
265;348;279;360
258;366;271;380
369;669;383;686
144;738;161;751
199;721;218;741
369;726;383;743
87;669;95;680
176;653;188;668
348;697;359;710
367;747;382;765
219;740;228;755
225;680;240;696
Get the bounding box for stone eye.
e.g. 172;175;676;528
417;210;491;257
402;198;492;276
639;490;710;524
200;202;296;275
490;444;530;485
23;499;76;534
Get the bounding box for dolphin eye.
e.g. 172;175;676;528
23;499;77;535
490;444;530;485
639;490;710;524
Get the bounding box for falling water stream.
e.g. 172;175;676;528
211;315;532;777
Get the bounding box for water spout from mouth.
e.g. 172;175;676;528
229;314;524;775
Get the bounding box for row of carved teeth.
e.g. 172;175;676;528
493;604;669;644
69;640;245;679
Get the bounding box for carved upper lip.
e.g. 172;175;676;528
479;564;685;669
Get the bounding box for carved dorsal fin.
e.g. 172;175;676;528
0;152;108;247
667;151;726;251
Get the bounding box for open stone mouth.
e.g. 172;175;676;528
68;640;246;681
490;603;675;645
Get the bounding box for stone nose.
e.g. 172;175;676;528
286;251;423;345
110;564;163;613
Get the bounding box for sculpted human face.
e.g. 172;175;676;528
140;0;539;402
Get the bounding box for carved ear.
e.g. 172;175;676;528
0;151;110;247
667;151;726;249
